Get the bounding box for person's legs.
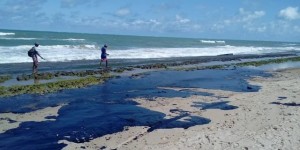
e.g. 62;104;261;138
33;62;38;74
100;59;105;67
32;57;38;75
32;62;35;74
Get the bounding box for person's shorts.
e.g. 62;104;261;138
101;54;107;61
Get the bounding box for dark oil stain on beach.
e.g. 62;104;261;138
0;68;269;149
192;101;238;110
270;102;300;106
277;96;287;100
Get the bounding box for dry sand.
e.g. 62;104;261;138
0;104;66;134
60;68;300;150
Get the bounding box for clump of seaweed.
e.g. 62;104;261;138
136;63;168;69
236;56;300;67
0;75;12;83
175;65;226;71
16;69;112;81
112;67;134;73
0;74;113;97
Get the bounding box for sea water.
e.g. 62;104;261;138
1;29;300;64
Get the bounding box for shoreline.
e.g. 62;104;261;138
1;52;300;97
0;52;296;74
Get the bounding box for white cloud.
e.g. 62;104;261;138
211;8;266;33
294;25;300;32
132;20;146;25
268;20;298;35
224;20;231;25
131;19;162;31
279;7;300;20
61;0;96;8
239;8;265;22
211;23;225;32
149;19;161;26
115;8;130;16
4;0;46;14
61;0;79;8
175;15;190;24
246;25;267;32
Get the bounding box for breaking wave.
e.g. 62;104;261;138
0;32;15;36
200;40;226;44
0;44;299;64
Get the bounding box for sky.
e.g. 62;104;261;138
0;0;300;42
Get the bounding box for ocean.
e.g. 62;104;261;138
0;29;300;64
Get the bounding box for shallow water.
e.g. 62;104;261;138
247;61;300;71
0;68;269;149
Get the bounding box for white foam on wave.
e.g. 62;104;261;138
216;41;226;44
0;37;85;41
110;45;299;59
0;45;299;64
0;45;99;64
200;40;225;44
0;37;37;40
61;38;85;41
0;32;15;36
282;43;299;46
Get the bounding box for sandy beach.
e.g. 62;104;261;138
1;55;300;149
58;68;300;150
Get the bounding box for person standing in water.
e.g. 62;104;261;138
28;42;45;75
100;44;109;68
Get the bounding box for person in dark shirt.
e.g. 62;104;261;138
30;43;45;74
100;44;109;68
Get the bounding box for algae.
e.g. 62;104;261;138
236;56;300;67
0;74;112;97
16;69;111;81
0;75;12;83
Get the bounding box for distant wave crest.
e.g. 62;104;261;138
61;38;85;41
200;40;225;44
0;32;15;36
0;37;86;41
0;37;37;40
